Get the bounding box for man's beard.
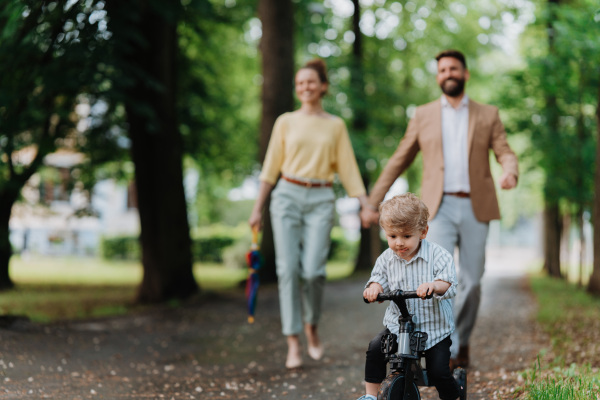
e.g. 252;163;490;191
440;78;465;97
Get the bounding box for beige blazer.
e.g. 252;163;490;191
369;98;518;222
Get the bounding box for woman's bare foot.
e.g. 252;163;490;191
285;335;303;369
304;323;324;361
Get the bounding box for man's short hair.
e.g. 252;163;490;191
379;193;429;233
435;49;467;69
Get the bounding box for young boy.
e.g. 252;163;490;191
357;193;462;400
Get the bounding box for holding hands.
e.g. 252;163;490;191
360;203;380;228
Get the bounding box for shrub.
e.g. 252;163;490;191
101;236;140;261
328;227;358;262
191;236;235;263
101;227;241;263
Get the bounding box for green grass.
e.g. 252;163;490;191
517;275;600;399
519;357;600;400
3;255;355;322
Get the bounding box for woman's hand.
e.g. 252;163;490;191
248;209;262;231
247;181;274;231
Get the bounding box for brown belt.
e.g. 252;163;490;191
444;192;470;198
281;175;332;188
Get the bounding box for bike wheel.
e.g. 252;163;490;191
378;372;420;400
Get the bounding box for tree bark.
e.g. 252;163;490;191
257;0;295;283
587;75;600;295
108;1;197;302
350;0;382;271
0;191;19;290
541;0;563;280
543;201;563;278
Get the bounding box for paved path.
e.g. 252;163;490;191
0;247;546;399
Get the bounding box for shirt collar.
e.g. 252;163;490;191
441;94;469;109
388;238;430;264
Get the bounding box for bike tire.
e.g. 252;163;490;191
378;372;420;400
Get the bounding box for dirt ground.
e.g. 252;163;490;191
0;247;547;399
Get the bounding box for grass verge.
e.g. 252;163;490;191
3;255;354;322
516;275;600;399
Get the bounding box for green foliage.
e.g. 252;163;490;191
180;0;260;225
328;227;358;263
101;236;140;261
191;236;235;263
0;1;113;186
101;224;249;262
497;0;599;214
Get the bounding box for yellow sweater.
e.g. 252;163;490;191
260;112;366;198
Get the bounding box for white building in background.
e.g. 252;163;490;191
9;150;139;257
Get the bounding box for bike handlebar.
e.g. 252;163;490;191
363;289;433;303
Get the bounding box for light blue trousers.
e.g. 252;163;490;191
270;180;335;336
427;195;489;357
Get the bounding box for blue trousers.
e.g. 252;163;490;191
270;179;335;336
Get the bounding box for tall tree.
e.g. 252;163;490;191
106;1;197;302
0;1;108;289
541;0;563;278
349;0;381;271
588;78;600;294
257;0;295;282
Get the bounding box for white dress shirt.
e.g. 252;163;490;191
441;94;470;193
366;239;457;350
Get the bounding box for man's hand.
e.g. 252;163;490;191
363;282;383;303
499;172;517;190
360;207;380;228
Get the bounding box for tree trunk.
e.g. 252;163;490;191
587;75;600;295
108;1;197;302
0;191;19;290
257;0;295;283
577;210;584;288
543;201;563;278
350;0;382;271
542;0;563;280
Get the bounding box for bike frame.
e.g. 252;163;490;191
367;290;432;399
366;289;467;400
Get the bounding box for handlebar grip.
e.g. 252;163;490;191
364;290;433;303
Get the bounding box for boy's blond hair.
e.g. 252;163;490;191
379;193;429;233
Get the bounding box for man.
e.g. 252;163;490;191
360;49;518;369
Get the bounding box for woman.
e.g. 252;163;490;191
249;59;370;369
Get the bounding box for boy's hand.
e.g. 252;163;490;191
363;282;383;303
417;280;451;298
416;282;436;299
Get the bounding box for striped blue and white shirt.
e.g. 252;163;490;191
366;239;457;350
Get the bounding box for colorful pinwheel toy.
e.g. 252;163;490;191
245;228;263;323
